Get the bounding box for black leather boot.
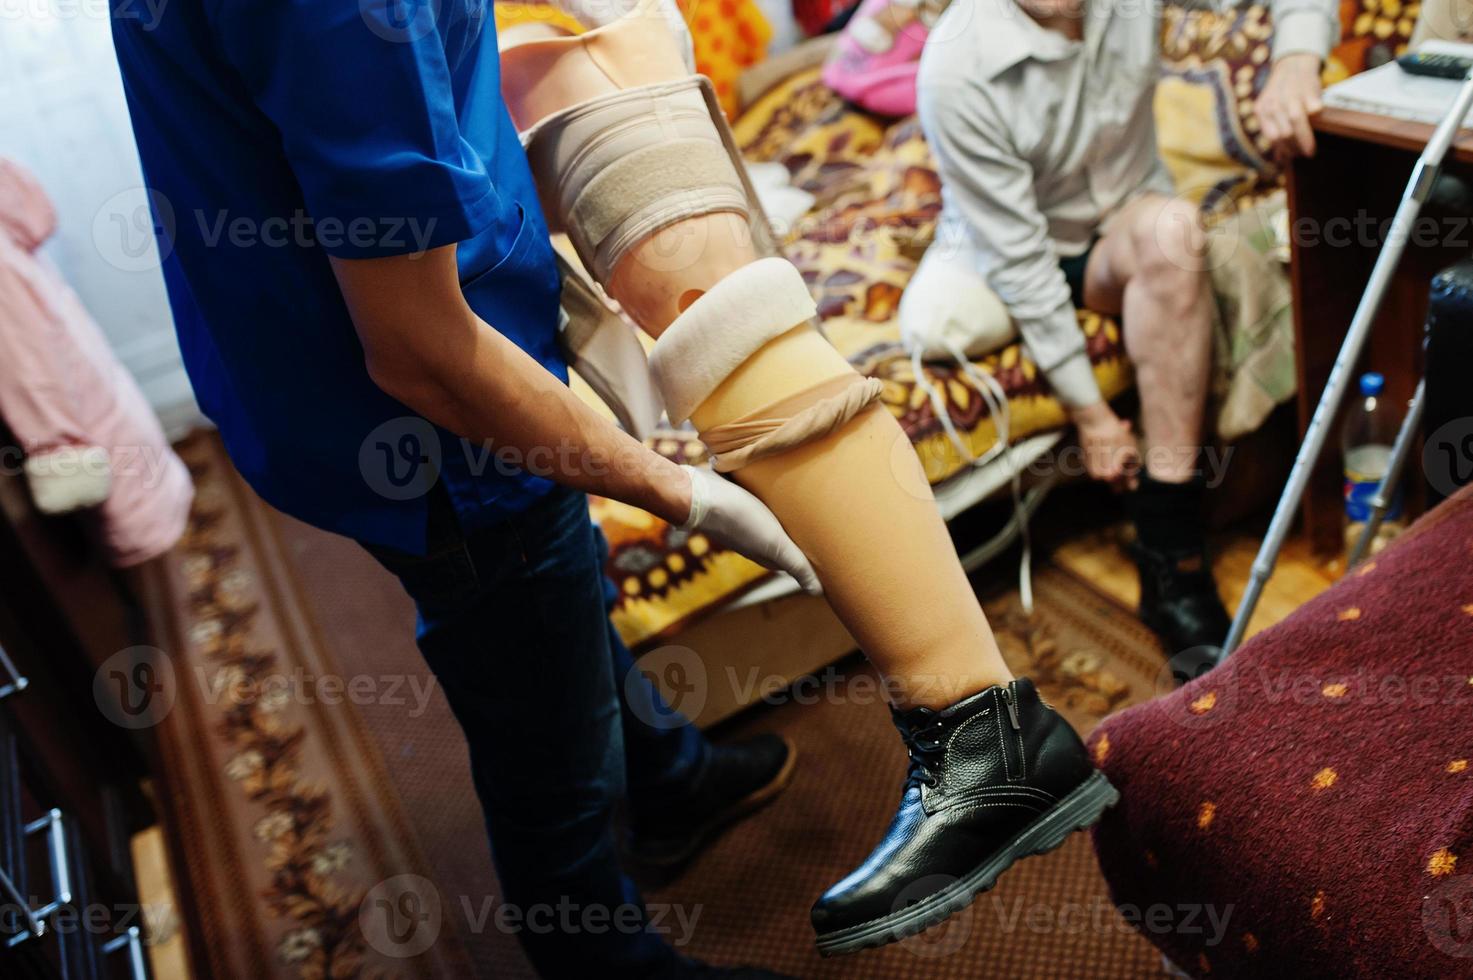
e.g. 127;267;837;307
810;679;1117;955
627;734;796;869
1122;474;1230;664
1132;540;1231;662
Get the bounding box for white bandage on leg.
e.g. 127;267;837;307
649;257;883;469
648;257;818;424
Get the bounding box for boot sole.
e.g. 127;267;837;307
814;769;1120;956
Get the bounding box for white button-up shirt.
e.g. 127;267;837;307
916;0;1338;406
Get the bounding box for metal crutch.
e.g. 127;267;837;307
1346;377;1425;568
1221;69;1473;659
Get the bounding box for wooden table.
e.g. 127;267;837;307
1286;106;1473;555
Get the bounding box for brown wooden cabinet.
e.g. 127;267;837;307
1287;107;1473;554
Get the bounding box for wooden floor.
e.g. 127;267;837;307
131;812;191;979
1052;521;1341;642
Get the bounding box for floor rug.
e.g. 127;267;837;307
152;434;1174;978
138;434;477;979
634;569;1173;979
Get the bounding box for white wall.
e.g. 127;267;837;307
0;7;203;436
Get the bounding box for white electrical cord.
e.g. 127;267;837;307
910;342;1035;614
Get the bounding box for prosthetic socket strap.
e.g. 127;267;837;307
521;76;777;285
648;256;819;424
702;374;885;473
555;249;665;440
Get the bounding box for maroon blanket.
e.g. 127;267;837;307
1089;485;1473;978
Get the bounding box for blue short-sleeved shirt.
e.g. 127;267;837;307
112;0;566;553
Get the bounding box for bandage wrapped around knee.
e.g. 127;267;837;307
649;257;883;471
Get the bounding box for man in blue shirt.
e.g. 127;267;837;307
112;0;815;975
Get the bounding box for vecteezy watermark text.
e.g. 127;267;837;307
93;645;439;729
358;875;703;960
193;210;438;254
2;0;168;30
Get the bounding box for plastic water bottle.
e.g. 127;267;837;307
1342;372;1404;558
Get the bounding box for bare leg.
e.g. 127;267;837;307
1084;194;1229;656
1084;193;1213;483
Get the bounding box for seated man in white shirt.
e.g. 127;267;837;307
905;0;1337;658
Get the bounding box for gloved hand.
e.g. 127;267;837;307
678;464;822;596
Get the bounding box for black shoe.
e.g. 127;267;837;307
810;679;1117;956
628;734;796;869
1132;540;1231;661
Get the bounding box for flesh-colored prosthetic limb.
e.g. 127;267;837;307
505;14;1111;940
502;2;1011;706
555;247;665;437
652;260;1009;705
502;2;775;332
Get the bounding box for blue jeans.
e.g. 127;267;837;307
363;485;709;978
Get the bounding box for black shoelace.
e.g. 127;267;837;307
895;712;947;790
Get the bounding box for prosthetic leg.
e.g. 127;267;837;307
503;0;1003;694
501;3;1116;950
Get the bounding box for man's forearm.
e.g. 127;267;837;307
376;312;692;525
331;244;692;526
330;243;822;590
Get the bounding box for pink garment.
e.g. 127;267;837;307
0;158;192;566
821;0;941;117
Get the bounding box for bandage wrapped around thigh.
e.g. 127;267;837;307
650;259;998;679
521;75;777;331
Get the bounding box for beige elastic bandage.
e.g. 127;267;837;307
521;76;760;285
701;375;885;473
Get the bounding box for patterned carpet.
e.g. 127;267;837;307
138;434;477;979
147;435;1174;978
636;570;1172;979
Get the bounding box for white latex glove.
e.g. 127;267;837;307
678;464;822;596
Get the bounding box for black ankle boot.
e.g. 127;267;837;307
627;734;796;869
810;679;1117;956
1131;540;1231;661
1123;475;1231;662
